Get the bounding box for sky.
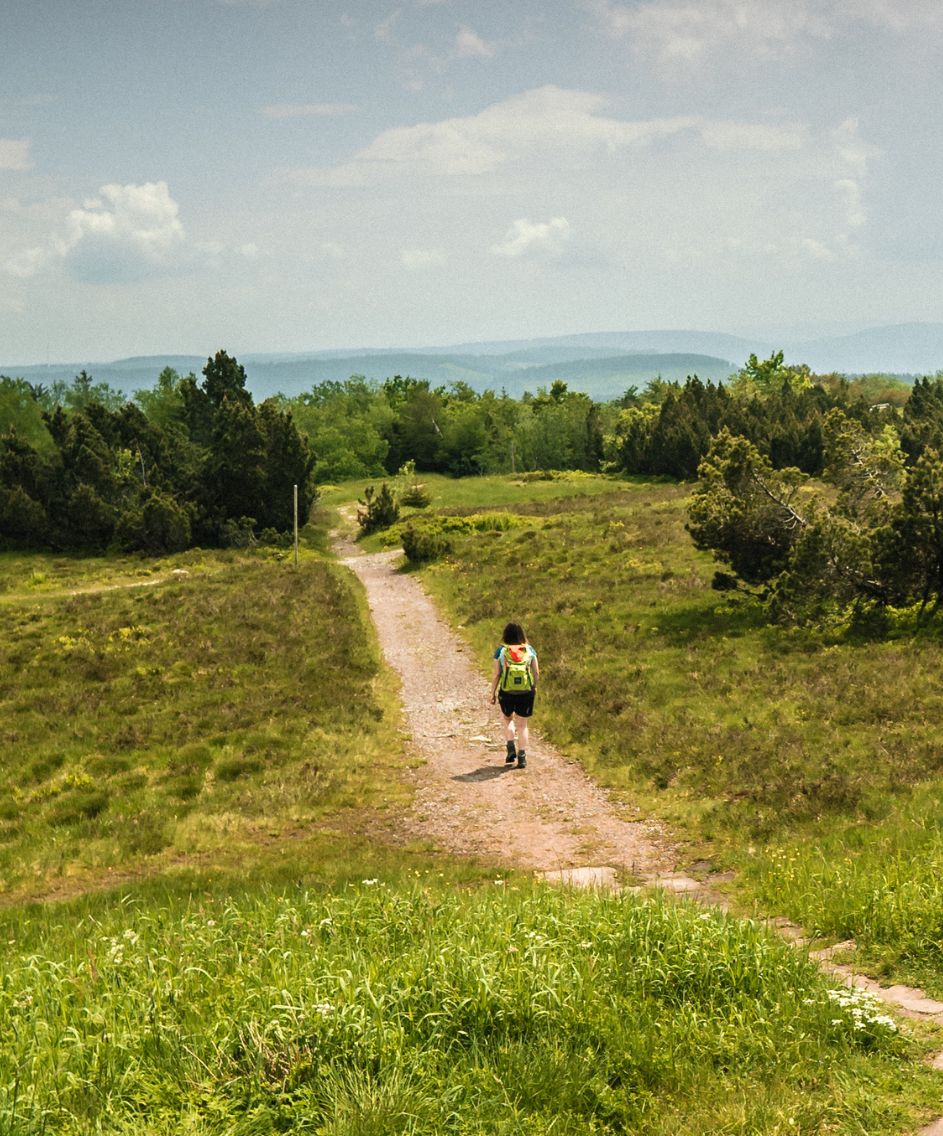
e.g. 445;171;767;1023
3;0;943;363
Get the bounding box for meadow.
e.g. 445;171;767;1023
3;488;943;1133
371;472;943;993
0;546;410;901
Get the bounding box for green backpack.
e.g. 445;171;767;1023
499;645;534;693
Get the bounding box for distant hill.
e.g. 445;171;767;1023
432;329;764;362
4;322;942;403
237;349;737;400
0;348;738;402
789;323;943;375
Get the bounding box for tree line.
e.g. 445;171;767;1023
2;348;940;577
0;352;314;553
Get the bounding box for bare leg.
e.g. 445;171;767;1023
516;717;529;752
502;713;516;743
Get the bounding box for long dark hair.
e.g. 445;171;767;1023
502;622;526;645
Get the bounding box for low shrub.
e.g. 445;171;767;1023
400;483;432;508
400;512;526;563
215;755;263;782
402;522;452;563
357;483;399;533
47;789;110;826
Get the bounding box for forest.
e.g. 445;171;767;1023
3;348;943;620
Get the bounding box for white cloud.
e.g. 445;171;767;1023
800;237;835;260
834;178;866;228
262;102;355;118
283;86;696;185
724;234;841;262
65;182;185;282
321;241;347;260
0;139;33;172
491;217;571;258
371;13;498;91
6;181;186;283
6;245;53;278
375;10;402;42
592;0;941;63
455;25;496;59
401;247;446;269
591;0;831;61
837;0;943;30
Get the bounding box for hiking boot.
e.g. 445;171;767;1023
505;740;517;764
516;751;527;769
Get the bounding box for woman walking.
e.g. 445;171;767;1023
490;622;539;769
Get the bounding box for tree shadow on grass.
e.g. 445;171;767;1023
653;594;914;652
653;596;769;646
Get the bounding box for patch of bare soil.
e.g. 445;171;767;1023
334;532;675;880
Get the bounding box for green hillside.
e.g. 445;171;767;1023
2;481;943;1133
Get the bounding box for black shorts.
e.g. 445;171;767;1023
498;690;535;718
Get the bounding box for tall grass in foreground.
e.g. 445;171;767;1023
745;782;943;989
0;880;926;1135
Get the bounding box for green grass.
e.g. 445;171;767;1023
319;470;630;517
744;783;943;989
388;474;943;994
0;547;410;899
4;493;943;1134
1;878;933;1135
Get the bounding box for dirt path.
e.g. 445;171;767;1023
334;534;674;881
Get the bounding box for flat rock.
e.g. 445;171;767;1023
882;985;943;1016
809;939;856;960
833;970;943;1017
650;875;702;893
537;866;620;890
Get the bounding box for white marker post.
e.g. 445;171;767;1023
293;483;299;569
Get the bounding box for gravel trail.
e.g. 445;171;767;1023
336;536;674;879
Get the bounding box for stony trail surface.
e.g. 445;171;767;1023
334;535;674;881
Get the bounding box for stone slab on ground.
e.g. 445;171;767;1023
650;874;703;894
880;985;943;1017
537;866;621;890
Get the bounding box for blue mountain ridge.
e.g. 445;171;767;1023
4;323;942;403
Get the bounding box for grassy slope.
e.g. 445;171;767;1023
0;546;413;899
0;516;941;1133
402;474;943;994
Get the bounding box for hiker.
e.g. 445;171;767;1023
490;622;539;769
